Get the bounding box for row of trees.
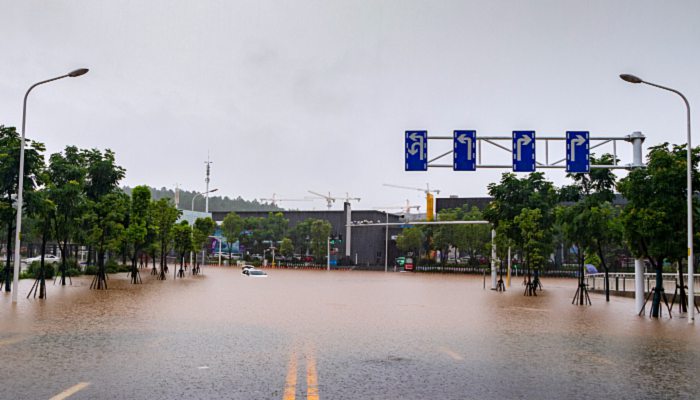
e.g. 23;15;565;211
0;125;218;297
220;211;332;260
394;146;699;317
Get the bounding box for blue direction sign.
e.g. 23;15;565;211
512;131;535;172
453;130;476;171
405;130;427;171
566;131;590;173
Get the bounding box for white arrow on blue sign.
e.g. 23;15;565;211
453;130;476;171
512;131;535;172
566;131;590;173
405;131;428;171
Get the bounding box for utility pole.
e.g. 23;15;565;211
205;155;212;213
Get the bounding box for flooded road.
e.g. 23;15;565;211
1;268;698;399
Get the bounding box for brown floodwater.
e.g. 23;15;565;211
1;267;698;399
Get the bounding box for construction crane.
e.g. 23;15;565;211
373;200;421;214
308;191;361;261
260;193;313;207
382;183;440;221
307;191;361;210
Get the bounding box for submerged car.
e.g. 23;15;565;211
242;268;268;277
23;254;60;264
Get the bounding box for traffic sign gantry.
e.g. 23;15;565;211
566;131;590;173
405;130;427;171
453;130;476;171
512;131;535;172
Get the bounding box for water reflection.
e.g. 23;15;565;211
1;268;698;399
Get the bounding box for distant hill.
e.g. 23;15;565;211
121;186;283;212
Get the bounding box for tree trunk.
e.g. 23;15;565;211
651;261;663;318
677;262;687;313
3;219;13;292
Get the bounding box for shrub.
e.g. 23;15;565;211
26;261;55;280
66;268;81;277
84;265;98;275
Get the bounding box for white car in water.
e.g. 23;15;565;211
23;254;60;265
242;268;268;278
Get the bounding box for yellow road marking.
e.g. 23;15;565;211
0;336;26;346
283;352;297;400
49;382;90;400
438;346;464;361
306;350;319;400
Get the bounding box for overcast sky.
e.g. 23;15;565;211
1;1;699;211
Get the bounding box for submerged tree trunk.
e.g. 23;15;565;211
3;219;13;292
651;262;663;318
90;237;108;290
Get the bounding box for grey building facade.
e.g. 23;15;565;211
210;208;406;266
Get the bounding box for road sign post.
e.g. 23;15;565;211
512;131;535;172
453;130;476;171
405;130;428;171
566;131;590;173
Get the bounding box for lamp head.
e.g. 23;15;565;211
620;74;643;84
68;68;89;77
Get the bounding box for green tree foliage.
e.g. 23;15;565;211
192;217;216;263
618;143;700;317
221;212;243;257
81;149;126;290
484;172;558;264
172;220;193;276
396;227;424;257
279;237;294;258
310;219;332;259
433;206;490;266
124;185;151;283
121;186;282;212
151;198;182;280
0;125;45;292
558;154;621;302
47;146;87;285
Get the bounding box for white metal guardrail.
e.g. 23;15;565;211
585;272;700;294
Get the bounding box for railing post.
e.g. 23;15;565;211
635;259;645;314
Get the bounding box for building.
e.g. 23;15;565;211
210;207;406;266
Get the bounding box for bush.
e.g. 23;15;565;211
26;261;56;280
66;268;81;277
84;265;97;275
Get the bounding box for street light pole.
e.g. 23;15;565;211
621;73;694;324
11;68;88;303
189;188;218;269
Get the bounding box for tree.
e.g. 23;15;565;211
396;227;424;258
124;185;151;284
221;212;243;258
82;149;126;290
559;154;622;302
25;188;54;299
310;219;332;260
618;143;700;317
172;221;193;278
280;237;294;258
84;192;129;289
485;173;558;294
192;217;216;266
47;146;87;285
151;198;181;280
0;125;45;292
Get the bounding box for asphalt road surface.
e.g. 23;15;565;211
1;267;699;399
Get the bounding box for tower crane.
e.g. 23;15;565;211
260;193;313;207
373;200;421;214
382;183;440;221
307;191;361;262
